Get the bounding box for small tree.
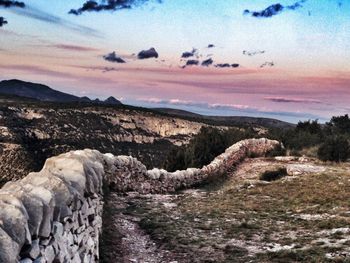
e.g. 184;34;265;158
296;120;322;134
327;114;350;134
317;137;350;162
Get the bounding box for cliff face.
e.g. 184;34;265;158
105;110;204;145
0;105;207;183
1;106;204;144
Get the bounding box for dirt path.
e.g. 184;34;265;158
100;193;172;263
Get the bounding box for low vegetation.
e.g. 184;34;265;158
163;127;257;171
163;115;350;170
317;137;350;162
118;159;350;262
274;115;350;161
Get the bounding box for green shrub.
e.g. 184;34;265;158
296;120;322;134
317;137;350;162
327;114;350;134
163;127;257;171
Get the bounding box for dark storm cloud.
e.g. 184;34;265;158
69;0;162;15
0;0;25;8
103;51;126;63
201;58;213;67
244;0;307;18
181;48;197;58
0;16;7;26
137;47;159;59
260;62;274;68
243;50;265;56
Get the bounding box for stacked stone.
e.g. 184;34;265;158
144;138;281;193
0;138;281;262
0;149;107;263
104;154;150;193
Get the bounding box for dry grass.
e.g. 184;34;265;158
116;159;350;262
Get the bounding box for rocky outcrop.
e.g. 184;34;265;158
0;138;280;262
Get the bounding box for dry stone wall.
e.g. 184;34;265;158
0;138;280;262
0;150;106;263
107;138;280;193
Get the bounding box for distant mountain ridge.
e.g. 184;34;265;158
0;79;293;129
0;79;122;105
153;108;294;129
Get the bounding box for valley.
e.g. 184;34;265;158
0;82;349;263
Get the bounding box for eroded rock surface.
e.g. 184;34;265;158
0;106;214;184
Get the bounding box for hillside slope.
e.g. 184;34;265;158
154;108;294;129
0;102;208;183
0;79;122;104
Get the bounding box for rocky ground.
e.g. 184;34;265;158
101;157;350;263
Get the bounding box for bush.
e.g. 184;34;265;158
296;120;322;134
260;168;288;182
281;130;323;151
163;127;257;171
327;114;350;134
317;137;350;162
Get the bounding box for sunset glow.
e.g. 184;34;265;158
1;0;349;122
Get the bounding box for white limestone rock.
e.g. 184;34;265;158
0;227;21;263
287;164;326;176
0;195;31;246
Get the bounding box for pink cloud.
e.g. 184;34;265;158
136;97;322;120
139;97;260;112
264;96;323;104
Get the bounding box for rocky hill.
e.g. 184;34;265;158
154;108;294;129
0;79;122;105
0;101;210;183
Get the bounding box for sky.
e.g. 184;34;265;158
0;0;349;123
